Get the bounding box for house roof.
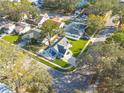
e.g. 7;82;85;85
0;18;11;27
4;23;15;29
26;13;49;26
57;44;66;55
22;29;41;39
53;37;69;55
65;22;87;35
15;22;30;32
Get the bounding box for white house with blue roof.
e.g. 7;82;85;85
38;37;72;61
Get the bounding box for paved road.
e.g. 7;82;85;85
91;27;116;43
50;27;117;93
49;68;92;93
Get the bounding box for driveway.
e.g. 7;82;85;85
91;27;116;43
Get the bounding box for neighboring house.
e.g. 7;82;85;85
39;37;72;61
0;83;14;93
15;22;31;34
2;23;15;34
38;13;50;26
0;18;11;29
64;22;87;40
26;13;49;26
22;28;41;41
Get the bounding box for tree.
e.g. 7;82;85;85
43;0;81;13
87;14;105;32
0;0;40;21
0;40;53;93
79;42;124;93
106;30;124;47
84;0;119;15
40;19;59;46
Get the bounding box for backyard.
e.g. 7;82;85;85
2;35;21;44
69;39;88;57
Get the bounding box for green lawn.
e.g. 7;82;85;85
2;35;20;44
31;55;75;72
69;39;88;57
54;59;71;67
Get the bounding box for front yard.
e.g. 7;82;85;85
31;54;75;72
54;59;71;67
69;39;88;57
2;35;21;44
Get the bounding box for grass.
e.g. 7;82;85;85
2;35;20;44
54;59;71;68
69;39;88;57
31;54;75;72
1;36;75;72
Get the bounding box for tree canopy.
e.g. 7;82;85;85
43;0;81;12
0;0;40;21
0;40;53;93
78;41;124;93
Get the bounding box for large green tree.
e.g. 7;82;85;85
0;40;53;93
0;0;40;21
40;19;59;46
79;42;124;93
84;0;120;15
43;0;81;12
87;14;105;32
106;30;124;47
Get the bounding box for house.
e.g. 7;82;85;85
15;22;31;34
0;18;15;34
64;22;87;40
0;18;11;29
38;37;72;61
38;13;49;26
22;28;41;41
2;23;15;34
26;13;49;26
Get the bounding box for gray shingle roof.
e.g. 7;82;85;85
65;22;87;35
